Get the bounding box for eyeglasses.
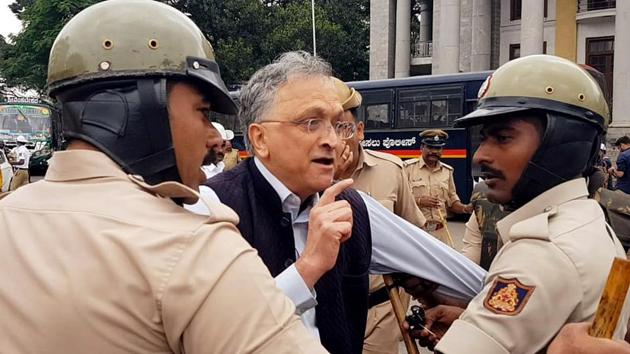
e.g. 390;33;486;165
259;119;356;140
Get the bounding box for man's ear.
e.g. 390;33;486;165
248;124;269;158
357;121;365;141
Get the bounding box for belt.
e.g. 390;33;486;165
15;168;29;171
368;287;390;309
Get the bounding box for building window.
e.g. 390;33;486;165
586;36;614;100
509;42;547;60
585;0;616;11
509;44;521;60
510;0;548;21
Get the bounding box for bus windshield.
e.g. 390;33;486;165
0;103;52;150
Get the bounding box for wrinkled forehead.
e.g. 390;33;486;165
271;74;342;111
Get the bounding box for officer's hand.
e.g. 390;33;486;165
548;322;630;354
416;195;441;208
405;305;464;350
296;179;354;289
334;141;354;180
393;274;469;309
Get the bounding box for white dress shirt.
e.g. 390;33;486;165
189;157;486;339
200;161;225;179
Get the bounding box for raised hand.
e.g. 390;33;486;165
295;179;354;289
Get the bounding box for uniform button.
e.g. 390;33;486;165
543;206;552;212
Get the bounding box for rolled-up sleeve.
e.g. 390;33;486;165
362;192;486;300
461;212;482;264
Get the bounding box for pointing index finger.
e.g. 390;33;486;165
319;178;353;206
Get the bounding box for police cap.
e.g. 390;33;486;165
420;129;448;147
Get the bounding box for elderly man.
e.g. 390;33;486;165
332;77;425;354
203;51;485;354
406;55;629;354
404;130;473;246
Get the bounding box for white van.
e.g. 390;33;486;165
0;149;14;192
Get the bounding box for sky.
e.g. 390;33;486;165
0;0;22;38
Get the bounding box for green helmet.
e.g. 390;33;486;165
47;0;235;114
455;55;609;131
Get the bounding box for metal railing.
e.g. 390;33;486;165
412;40;432;59
578;0;615;12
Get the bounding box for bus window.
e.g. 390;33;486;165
431;100;448;126
398;101;430;128
448;97;463;124
365;104;390;129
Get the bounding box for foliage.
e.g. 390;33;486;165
0;0;99;93
0;0;369;93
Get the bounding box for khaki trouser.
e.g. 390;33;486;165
363;275;410;354
10;169;29;191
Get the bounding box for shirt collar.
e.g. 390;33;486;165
45;150;201;201
254;157;319;220
496;178;589;244
354;146;377;172
418;156;442;171
45;150;128;182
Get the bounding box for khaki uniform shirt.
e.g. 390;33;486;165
352;148;426;229
223;149;241;171
404;156;460;224
351;148;425;354
436;179;629;354
0;150;325;354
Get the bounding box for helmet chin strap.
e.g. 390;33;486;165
59;78;182;187
507;112;599;210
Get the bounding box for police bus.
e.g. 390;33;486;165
0;98;63;175
217;71;491;203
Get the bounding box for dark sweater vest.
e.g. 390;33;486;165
205;159;371;354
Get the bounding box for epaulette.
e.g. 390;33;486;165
441;161;454;171
403;157;420;166
364;149;404;168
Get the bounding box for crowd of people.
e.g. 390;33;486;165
1;1;630;354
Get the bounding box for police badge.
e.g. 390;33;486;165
483;277;535;316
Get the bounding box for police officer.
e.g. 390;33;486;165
404;129;473;246
407;55;630;354
332;77;426;354
8;135;31;190
461;181;510;270
222;130;241;171
0;1;326;353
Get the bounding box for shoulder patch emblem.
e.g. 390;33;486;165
483;277;535;316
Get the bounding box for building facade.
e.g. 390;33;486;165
369;0;629;140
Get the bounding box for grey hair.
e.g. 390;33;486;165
239;50;332;153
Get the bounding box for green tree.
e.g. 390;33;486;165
0;0;369;92
0;0;98;93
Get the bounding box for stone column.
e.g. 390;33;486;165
395;0;411;78
520;0;545;56
471;0;491;71
555;0;577;61
437;0;460;73
370;0;396;79
612;0;630;127
419;0;432;42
